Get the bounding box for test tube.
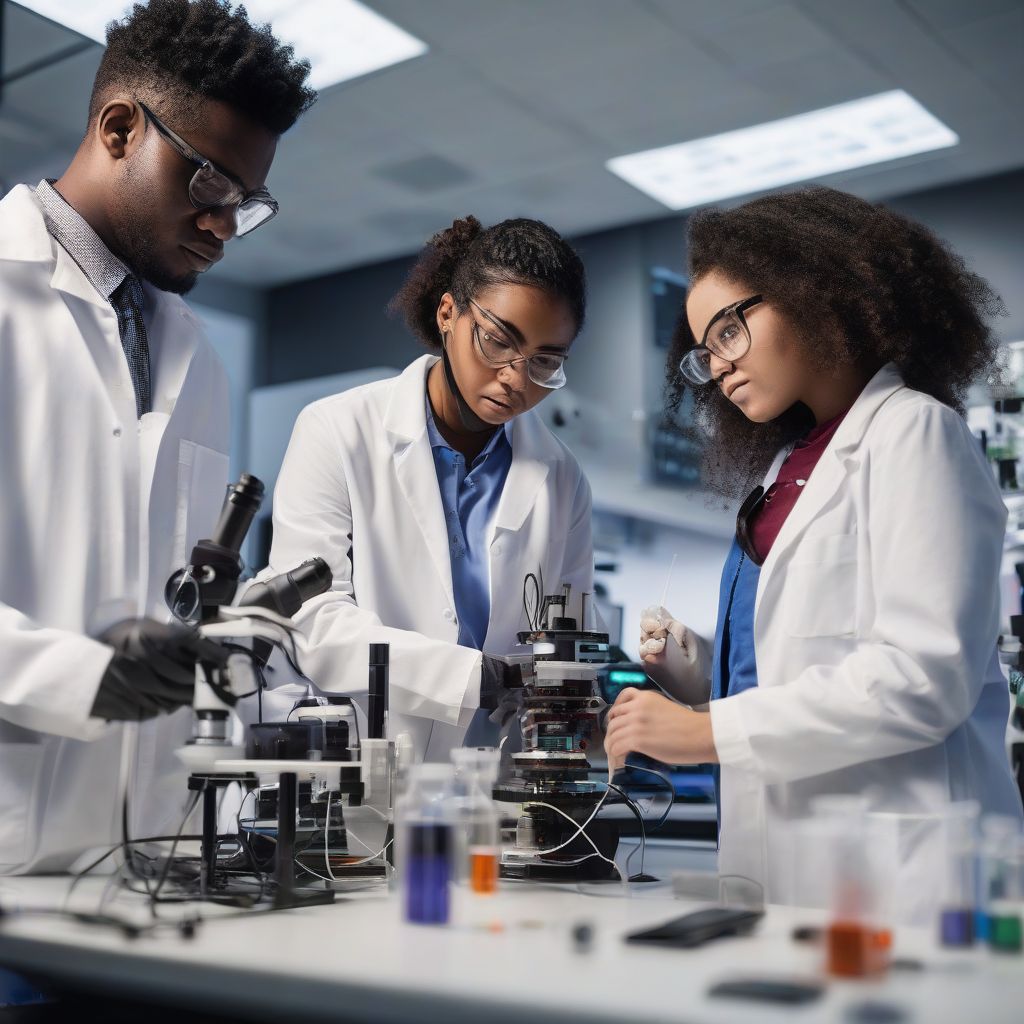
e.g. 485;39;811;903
938;801;980;948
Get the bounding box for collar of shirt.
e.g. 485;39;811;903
423;391;512;466
33;179;132;303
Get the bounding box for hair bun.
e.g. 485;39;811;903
428;215;483;263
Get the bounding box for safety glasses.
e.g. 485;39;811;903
679;295;763;386
468;298;568;389
138;101;278;237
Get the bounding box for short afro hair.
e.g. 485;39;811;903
89;0;317;136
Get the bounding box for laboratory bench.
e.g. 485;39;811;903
0;873;1021;1024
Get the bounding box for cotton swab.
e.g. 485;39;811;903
659;553;679;614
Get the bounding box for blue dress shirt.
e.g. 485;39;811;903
711;539;761;703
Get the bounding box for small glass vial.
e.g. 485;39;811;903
980;820;1024;954
811;796;888;978
450;747;501;895
978;815;1023;948
395;763;455;925
938;801;980;948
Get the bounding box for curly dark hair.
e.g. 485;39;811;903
665;186;1005;498
89;0;317;136
389;215;587;348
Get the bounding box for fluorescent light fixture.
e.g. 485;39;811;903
606;90;958;210
14;0;427;90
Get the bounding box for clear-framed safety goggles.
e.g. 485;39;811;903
679;294;762;386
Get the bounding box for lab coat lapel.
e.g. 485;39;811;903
485;412;552;653
493;412;551;534
148;288;200;415
386;357;457;611
49;241;136;425
49;243;113;311
9;186;133;424
0;186;108;318
754;364;907;617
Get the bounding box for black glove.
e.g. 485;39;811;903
480;655;525;711
91;618;226;722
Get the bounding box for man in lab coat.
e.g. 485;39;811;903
0;0;315;874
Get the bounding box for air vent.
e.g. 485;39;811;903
374;155;474;194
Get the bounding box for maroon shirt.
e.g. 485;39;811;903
749;409;849;563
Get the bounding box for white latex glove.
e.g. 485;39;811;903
638;606;711;707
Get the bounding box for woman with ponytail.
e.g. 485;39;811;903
265;216;591;761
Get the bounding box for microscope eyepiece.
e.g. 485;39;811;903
211;474;265;554
238;557;332;619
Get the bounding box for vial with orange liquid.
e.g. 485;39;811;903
810;796;892;979
451;747;502;895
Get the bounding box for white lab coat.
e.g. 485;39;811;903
266;355;594;762
709;364;1023;918
0;185;230;873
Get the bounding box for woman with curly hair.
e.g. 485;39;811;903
265;216;590;761
605;186;1022;914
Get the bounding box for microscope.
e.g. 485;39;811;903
492;582;621;880
166;473;407;908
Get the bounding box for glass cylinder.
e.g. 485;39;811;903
450;746;501;895
394;763;455;925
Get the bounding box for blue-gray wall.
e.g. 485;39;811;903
258;168;1024;396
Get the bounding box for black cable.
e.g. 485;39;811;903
150;786;204;906
605;781;647;880
523;572;541;631
621;762;676;831
63;832;213;910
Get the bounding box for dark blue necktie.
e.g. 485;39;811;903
111;274;152;417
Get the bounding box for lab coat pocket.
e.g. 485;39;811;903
0;745;43;869
174;440;230;565
782;534;858;638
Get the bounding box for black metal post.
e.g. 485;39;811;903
274;771;298;902
201;780;218;895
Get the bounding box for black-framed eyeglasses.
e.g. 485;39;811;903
467;298;568;390
679;294;763;386
138;101;278;237
735;484;767;566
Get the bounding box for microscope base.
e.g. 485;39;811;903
500;818;620;882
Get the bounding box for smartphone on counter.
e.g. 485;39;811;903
624;907;764;949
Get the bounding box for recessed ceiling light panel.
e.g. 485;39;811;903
606;90;959;210
14;0;427;91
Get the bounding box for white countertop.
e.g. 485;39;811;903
0;875;1021;1024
